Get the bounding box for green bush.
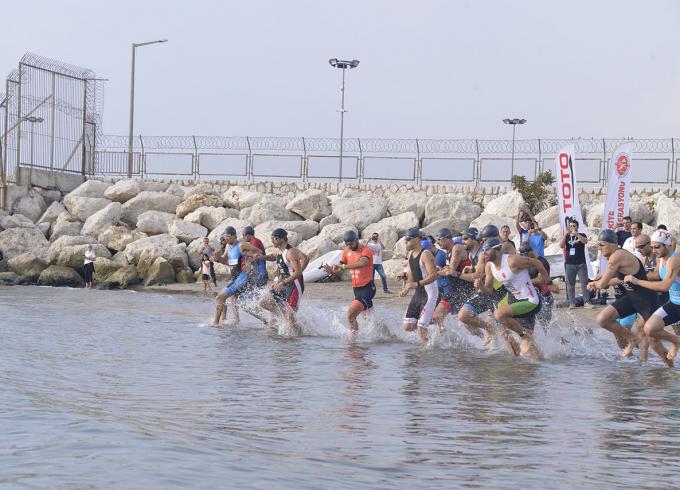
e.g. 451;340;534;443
511;170;557;215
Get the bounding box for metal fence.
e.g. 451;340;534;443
0;53;103;192
94;136;680;187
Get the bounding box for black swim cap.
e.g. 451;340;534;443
243;225;255;236
482;238;502;250
436;228;453;239
463;227;479;240
343;230;358;244
478;224;499;240
271;228;288;239
405;227;421;239
598;229;618;244
224;226;237;236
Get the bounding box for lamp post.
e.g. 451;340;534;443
25;116;44;166
128;39;167;178
502;118;527;171
329;58;359;182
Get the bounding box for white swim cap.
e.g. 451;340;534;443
651;229;673;246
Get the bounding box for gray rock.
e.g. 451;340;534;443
239;196;302;225
483;190;526;218
38;201;67;226
183;206;239;230
176;193;225;219
361;223;399;250
534;205;560;228
35;188;63;207
12;191;46;222
423;195;481;230
8;252;47;281
82;202;123;237
63;195;112;221
142;181;171;192
0;227;49;262
253;220;308;248
47;238;111;275
297;235;339;261
387;192;427;221
332;194;388;232
62;179;112;199
98;265;140;289
136;210;176;235
165;184;189;200
318;223;358;244
223;186;262;209
0;214;36;230
0;271;21;285
103;179;142;203
378;212;419;237
123;233;189;271
6;184;29;209
92;256;123;283
169;219;208;244
285;189;331;221
319;214;339;230
98;225;147;252
37;222;51;237
50;212;83;242
176;268;195;283
144;257;176;285
38;265;84;287
121;191;182;226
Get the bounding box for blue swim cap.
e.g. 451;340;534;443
422;239;433;249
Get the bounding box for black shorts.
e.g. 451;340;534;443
612;291;659;322
437;289;466;314
353;281;376;310
201;273;210;280
652;302;680;326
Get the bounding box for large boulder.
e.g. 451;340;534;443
378;212;419;237
655;194;680;237
35;188;62;207
382;258;406;283
66;180;112;199
103;180;142;203
165;183;189;200
98;265;140;289
483;190;526;218
534;205;560;228
47;236;111;275
12;191;46;222
254;220;311;248
176;268;195;283
37;222;51;238
223;186;262;209
319;214;339;230
142;181;171;192
169;219;208;244
176;193;225;219
423;195;481;229
387;192;427;221
38;201;67;226
208;218;252;241
543;223;563;243
629;199;655;225
63;195;112;221
585;202;605;228
361;223;399;251
393;236;408;258
81;202;122;237
8;252;47;281
319;223;358;244
0;272;21;285
50;212;83;242
285;189;331;221
143;257;176;285
0;227;49;261
184;183;223;200
183;206;239;230
420;218;458;237
332;194;388;232
120;191;182;227
98;225;147;252
136;210;176;235
240;196;302;225
0;214;35;230
470;213;516;235
123;233;189;271
38;265;84;287
297;235;339;261
92;256;123;283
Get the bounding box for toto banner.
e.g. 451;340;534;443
602;143;633;231
554;145;593;277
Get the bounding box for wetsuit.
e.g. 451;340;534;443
341;245;376;311
611;257;659;321
273;245;304;311
651;253;680;325
404;249;439;328
490;254;542;331
223;241;249;296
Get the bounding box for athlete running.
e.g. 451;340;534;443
236;225;270;323
624;229;680;366
587;229;662;360
399;228;439;344
259;228;309;336
212;226;266;326
476;238;548;360
323;230;375;332
519;242;558;325
431;227;471;330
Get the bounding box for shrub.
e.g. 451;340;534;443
511;170;557;215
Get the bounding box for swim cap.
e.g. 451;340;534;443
452;236;464;245
436;228;453;239
463;227;479;240
271;228;288;239
651;229;673;246
405;227;420;239
343;230;358;244
224;226;237;236
422;239;433;249
481;238;502;251
243;225;255;236
598;229;618;244
478;224;499;240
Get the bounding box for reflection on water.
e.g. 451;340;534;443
2;286;680;488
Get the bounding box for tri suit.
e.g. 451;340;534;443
404;248;439;328
273;244;304;311
341;244;376;311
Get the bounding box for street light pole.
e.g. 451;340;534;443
502;118;527;172
127;39;167;178
329;58;359;182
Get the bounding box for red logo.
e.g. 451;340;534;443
616;154;630;177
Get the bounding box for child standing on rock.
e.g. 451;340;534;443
201;254;213;295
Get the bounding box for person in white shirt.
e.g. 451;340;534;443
84;244;96;289
622;221;643;254
366;233;391;293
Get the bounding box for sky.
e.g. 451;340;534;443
2;0;679;140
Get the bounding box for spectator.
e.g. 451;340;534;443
500;225;516;251
622;221;642;254
201;254;213;295
616;216;632;247
201;237;217;287
84;244;95;289
516;206;546;256
559;219;593;308
366;232;391;293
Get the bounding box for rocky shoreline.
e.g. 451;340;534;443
0;177;677;289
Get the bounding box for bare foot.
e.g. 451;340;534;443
418;327;429;345
499;328;519;356
520;337;543;361
621;340;637;358
662;355;675;368
667;343;680;361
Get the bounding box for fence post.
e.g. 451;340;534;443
357;138;363;183
474;139;480;188
81;80;88;177
537;138;542;175
15;65;22;185
602;138;607;187
192;135;198;181
415;138;421;185
672;137;676;189
139;135;145;178
301;137;307;183
50;72;56;172
246;136;253;182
